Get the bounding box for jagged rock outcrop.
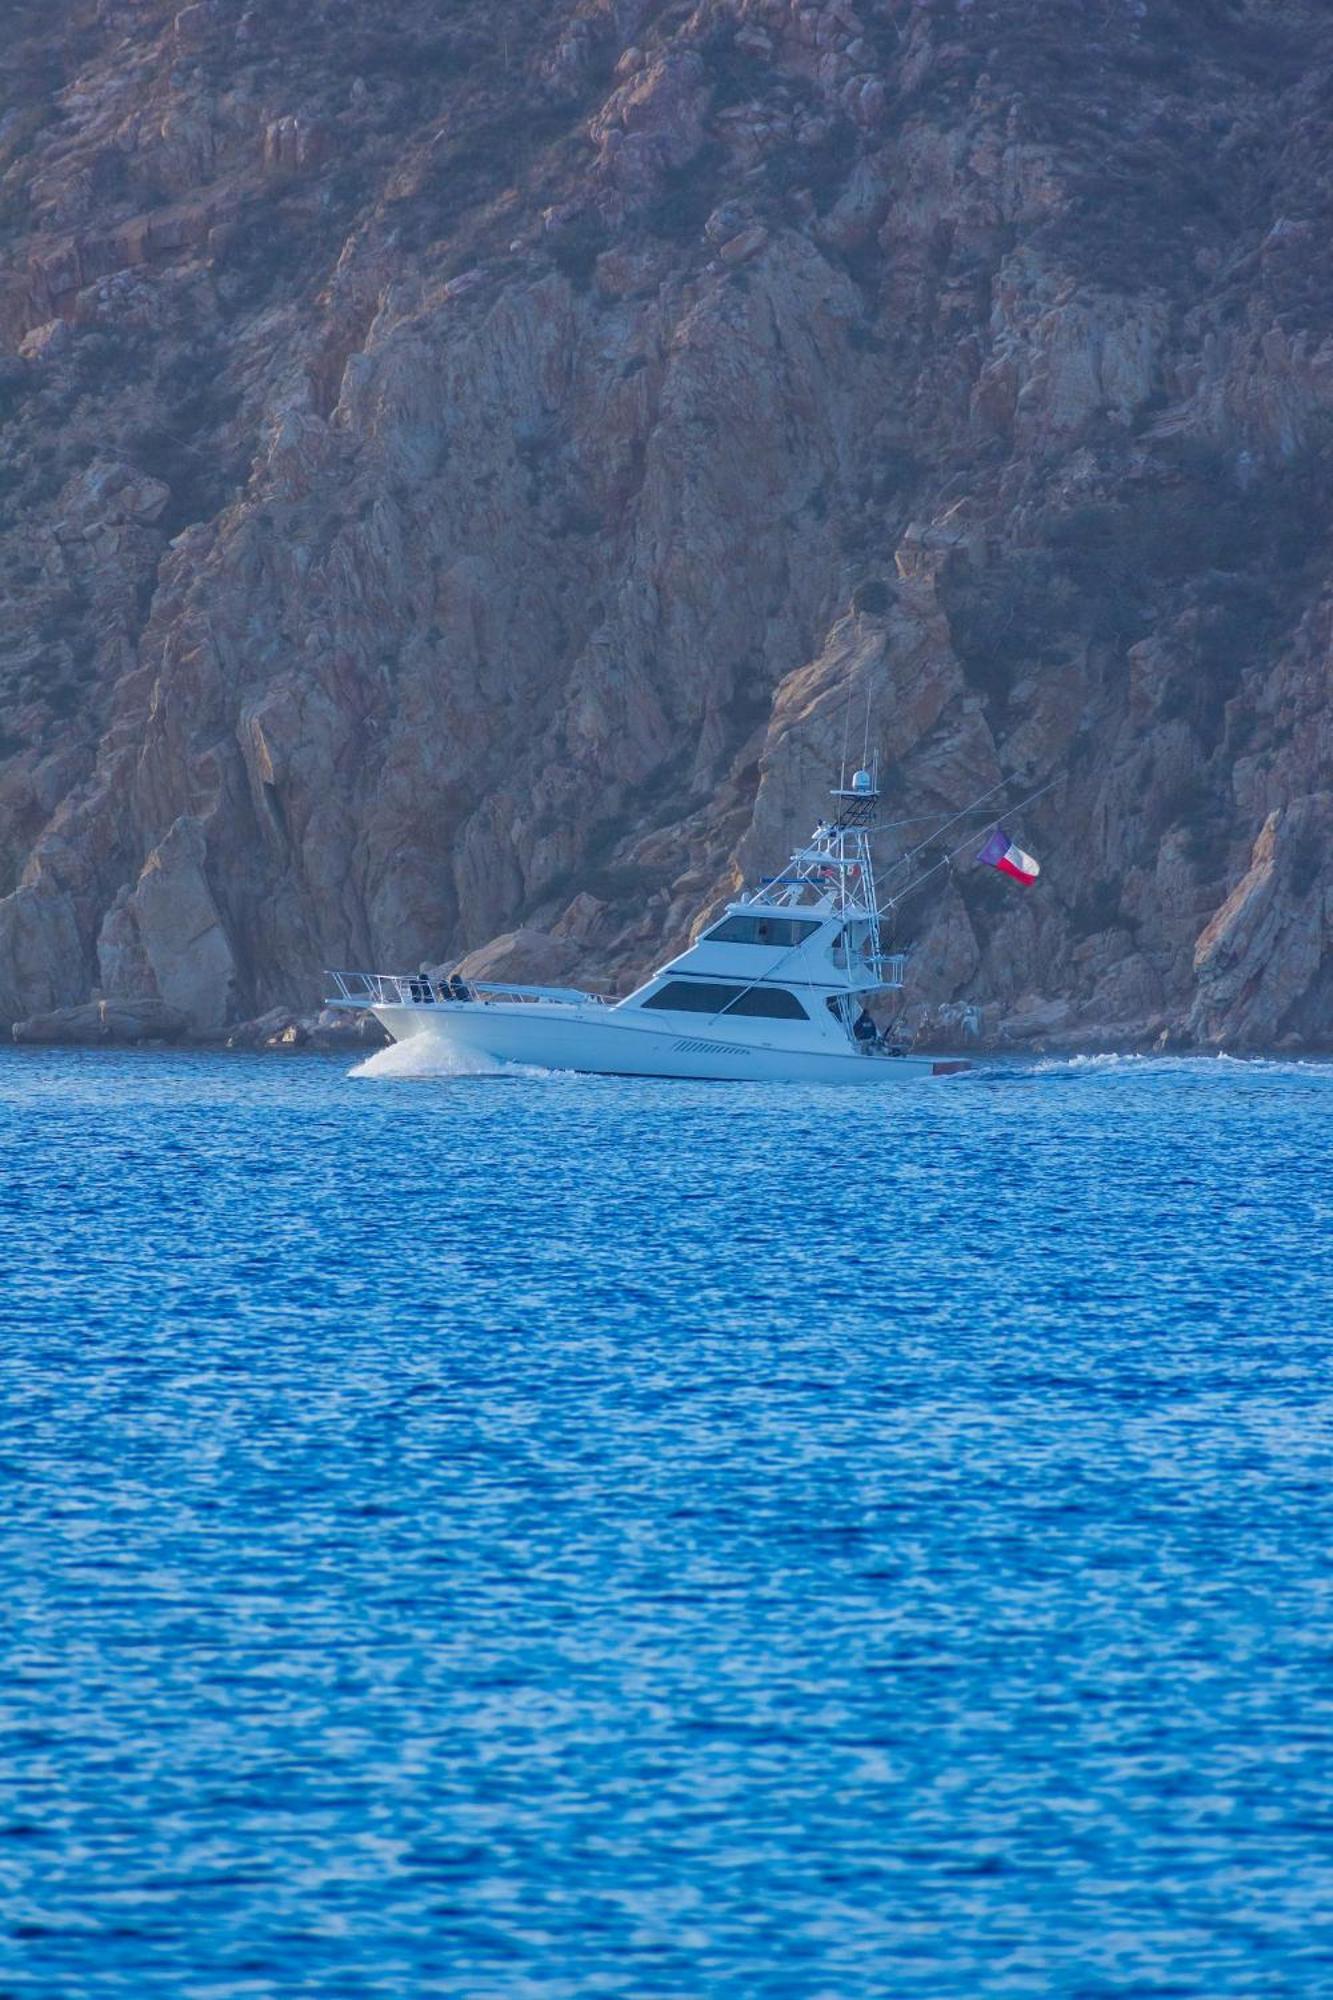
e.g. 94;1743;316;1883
100;814;237;1034
0;0;1330;1048
1190;795;1331;1048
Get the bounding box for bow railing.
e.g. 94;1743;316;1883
325;970;608;1010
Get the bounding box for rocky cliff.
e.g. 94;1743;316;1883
1;0;1329;1050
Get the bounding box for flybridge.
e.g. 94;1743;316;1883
727;763;893;986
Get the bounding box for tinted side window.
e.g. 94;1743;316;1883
706;915;820;947
642;981;808;1020
731;986;808;1019
643;981;738;1013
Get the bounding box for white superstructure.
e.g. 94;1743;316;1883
325;768;971;1082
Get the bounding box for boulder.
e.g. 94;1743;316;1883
12;998;188;1045
225;1005;389;1052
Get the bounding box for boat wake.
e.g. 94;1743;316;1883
995;1051;1333;1085
348;1038;558;1083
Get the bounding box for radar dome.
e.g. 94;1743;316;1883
852;768;874;793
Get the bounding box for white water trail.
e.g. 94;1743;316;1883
1025;1051;1333;1081
348;1037;560;1083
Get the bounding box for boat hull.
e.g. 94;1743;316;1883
371;1001;965;1084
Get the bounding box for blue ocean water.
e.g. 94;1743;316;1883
1;1045;1331;1999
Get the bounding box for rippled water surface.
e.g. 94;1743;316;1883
2;1046;1332;1997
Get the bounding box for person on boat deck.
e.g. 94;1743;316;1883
448;973;471;1002
853;1007;877;1044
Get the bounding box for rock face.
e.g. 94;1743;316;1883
0;0;1330;1048
1189;797;1332;1048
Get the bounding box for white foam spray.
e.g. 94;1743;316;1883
348;1037;559;1083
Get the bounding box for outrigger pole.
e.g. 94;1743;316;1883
875;773;1065;919
694;765;1063;1032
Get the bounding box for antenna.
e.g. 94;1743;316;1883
839;679;852;792
861;678;872;772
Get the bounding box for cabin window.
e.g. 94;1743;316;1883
704;915;821;948
642;980;809;1020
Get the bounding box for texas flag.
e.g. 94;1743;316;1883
977;826;1040;885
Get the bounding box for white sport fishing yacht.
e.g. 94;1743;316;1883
325;767;971;1083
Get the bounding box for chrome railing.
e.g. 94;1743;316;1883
325;970;607;1009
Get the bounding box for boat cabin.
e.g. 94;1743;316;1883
617;772;905;1052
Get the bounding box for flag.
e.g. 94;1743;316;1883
977;826;1040;884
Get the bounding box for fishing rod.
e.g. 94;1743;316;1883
869;807;995;835
700;768;1063;1030
877;773;1065;919
873;769;1040;900
802;766;1047;857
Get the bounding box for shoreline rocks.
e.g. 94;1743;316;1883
222;1007;390;1053
11;998;189;1045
